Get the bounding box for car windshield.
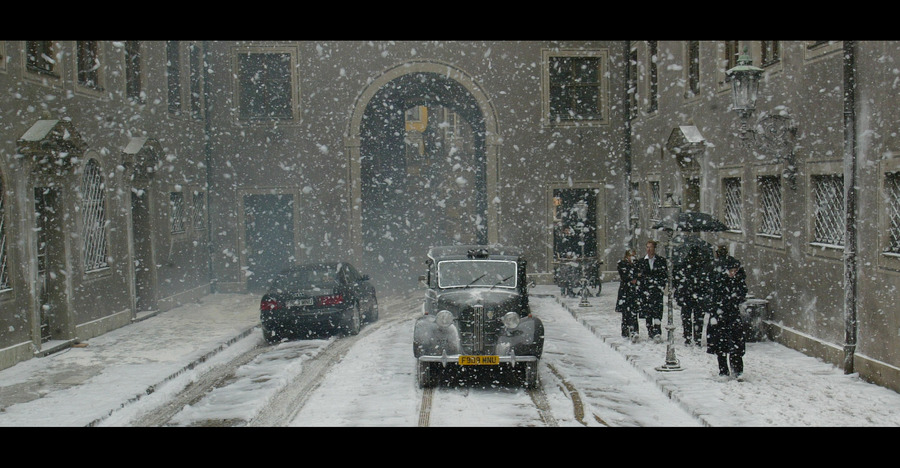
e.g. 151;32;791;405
437;260;517;289
273;265;339;290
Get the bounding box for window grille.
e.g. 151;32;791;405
723;177;742;231
193;191;205;231
649;181;660;220
0;176;9;292
170;192;186;234
886;171;900;253
81;160;109;271
812;174;844;246
758;175;782;236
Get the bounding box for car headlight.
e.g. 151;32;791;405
501;311;520;329
435;309;455;327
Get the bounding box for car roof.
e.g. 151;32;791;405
426;245;522;262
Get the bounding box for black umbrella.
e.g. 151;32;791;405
652;211;728;233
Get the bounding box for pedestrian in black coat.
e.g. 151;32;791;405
674;245;712;346
616;249;640;341
706;253;748;378
636;240;667;341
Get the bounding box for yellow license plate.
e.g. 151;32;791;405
458;355;500;365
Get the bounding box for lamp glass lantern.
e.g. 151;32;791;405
725;49;763;118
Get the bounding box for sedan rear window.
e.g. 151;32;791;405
437;260;517;289
273;266;339;290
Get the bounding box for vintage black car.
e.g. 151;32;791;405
413;245;544;388
260;262;377;343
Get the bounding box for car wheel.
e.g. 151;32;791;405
366;296;379;322
522;361;539;389
417;361;438;388
263;328;281;345
345;304;361;335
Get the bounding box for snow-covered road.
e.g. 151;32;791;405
148;293;699;427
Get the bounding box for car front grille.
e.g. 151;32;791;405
459;304;500;354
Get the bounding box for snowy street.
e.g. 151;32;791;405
2;283;899;427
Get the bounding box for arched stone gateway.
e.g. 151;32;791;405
345;61;501;291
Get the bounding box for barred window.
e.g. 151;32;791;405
886;171;900;253
81;159;109;272
723;177;742;231
0;175;10;292
647;41;658;113
170;192;186;234
649;181;660;220
192;190;205;230
812;174;844;246
758;175;782;237
761;41;780;66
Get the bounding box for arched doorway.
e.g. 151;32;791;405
346;62;500;292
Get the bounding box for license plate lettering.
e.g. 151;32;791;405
458;355;499;365
288;298;314;307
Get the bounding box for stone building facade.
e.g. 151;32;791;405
1;40;899;393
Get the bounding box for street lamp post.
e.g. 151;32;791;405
655;193;684;372
573;200;591;307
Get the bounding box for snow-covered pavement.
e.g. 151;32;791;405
0;283;899;426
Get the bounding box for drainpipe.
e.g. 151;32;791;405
842;40;858;374
202;40;216;293
624;41;634;250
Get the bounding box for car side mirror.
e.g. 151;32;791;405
418;274;428;287
360;274;370;281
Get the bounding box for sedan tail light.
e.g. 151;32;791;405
316;294;344;306
261;299;283;311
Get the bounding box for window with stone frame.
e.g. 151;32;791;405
757;175;782;237
647;41;658;113
0;174;9;292
26;41;57;76
811;174;844;246
76;40;101;89
686;41;700;98
167;41;182;115
189;42;204;120
238;52;294;121
886;171;900;254
761;41;781;66
125;41;143;102
548;53;605;122
723;177;742;231
170;192;186;234
628;47;638;119
81;159;109;272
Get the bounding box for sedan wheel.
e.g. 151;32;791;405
366;296;379;322
345;304;361;335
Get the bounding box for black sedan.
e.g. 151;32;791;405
260;262;378;343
